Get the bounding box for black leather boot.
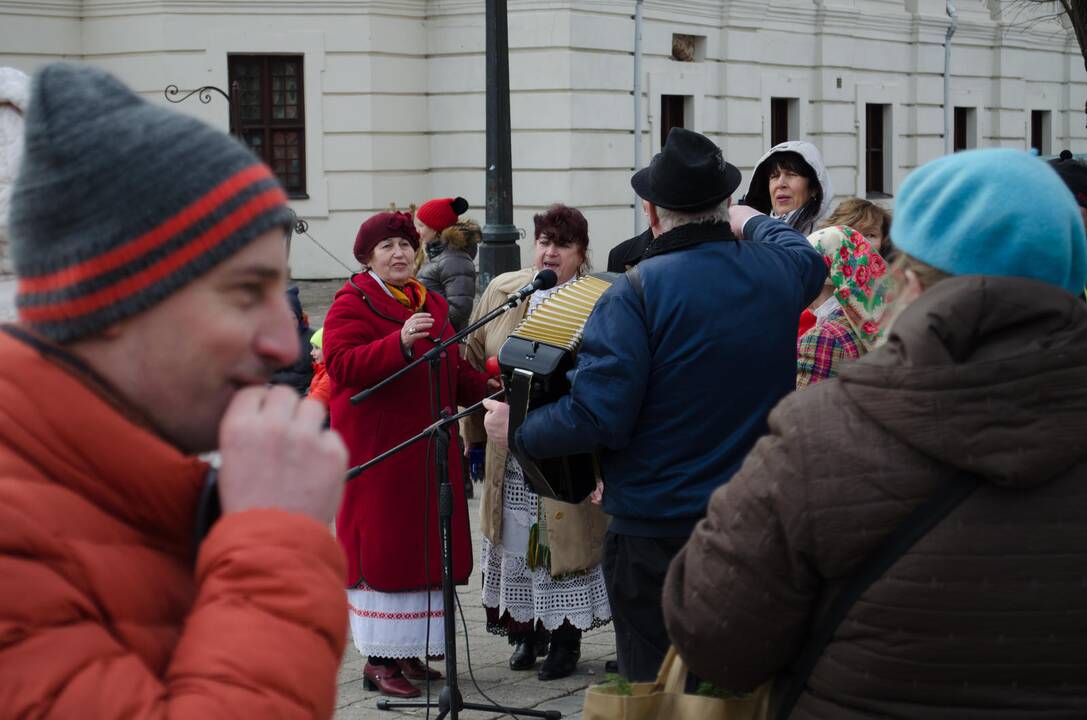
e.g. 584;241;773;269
537;623;581;681
509;632;536;670
509;626;550;670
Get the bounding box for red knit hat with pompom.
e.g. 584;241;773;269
416;196;468;233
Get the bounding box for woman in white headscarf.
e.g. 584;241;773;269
743;141;834;235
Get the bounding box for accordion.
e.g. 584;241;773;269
498;273;616;503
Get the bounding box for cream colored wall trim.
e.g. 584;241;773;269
0;1;80;16
79;0;426;17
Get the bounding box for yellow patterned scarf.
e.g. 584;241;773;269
386;277;428;312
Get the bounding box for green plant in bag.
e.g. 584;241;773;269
598;673;633;696
694;680;750;699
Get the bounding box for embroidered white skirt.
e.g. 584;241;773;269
481;456;611;633
347;584;445;659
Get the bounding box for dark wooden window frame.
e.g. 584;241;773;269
661;94;686;148
865;103;890;198
770;97;790;147
1030;110;1049;155
953;106;969;152
228;54;308;199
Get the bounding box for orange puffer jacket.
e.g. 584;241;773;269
0;329;348;718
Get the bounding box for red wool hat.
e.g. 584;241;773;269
416;196;469;233
353;211;419;264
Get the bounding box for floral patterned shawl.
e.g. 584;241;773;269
807;225;894;351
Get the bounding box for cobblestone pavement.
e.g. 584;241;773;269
333;494;616;720
297;278;345;329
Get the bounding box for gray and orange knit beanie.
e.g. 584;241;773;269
9;63;293;342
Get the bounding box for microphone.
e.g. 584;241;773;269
193;467;221;553
508;269;558;302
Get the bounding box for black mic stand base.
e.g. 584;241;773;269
376;686;562;719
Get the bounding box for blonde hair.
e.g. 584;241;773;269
871;253;952;343
822;198;891;240
412;244;427;275
893;253;952;288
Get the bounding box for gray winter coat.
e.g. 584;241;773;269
417;221;479;330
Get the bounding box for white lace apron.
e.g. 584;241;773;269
481;455;611;632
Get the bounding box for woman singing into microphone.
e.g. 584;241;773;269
322;211;491;698
463;204;612;681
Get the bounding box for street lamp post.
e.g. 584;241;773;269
479;0;521;292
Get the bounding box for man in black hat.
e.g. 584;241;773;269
484;127;826;680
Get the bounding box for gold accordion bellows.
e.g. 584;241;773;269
508;274;614;350
498;273;616;503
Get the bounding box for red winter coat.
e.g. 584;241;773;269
324;273;489;591
0;329;347;718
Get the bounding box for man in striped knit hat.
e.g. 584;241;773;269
0;64;349;718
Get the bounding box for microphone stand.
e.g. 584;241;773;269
347;280;561;720
345;390;502;480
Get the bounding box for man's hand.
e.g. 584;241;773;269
482;398;510;451
218;385;347;524
729;204;764;240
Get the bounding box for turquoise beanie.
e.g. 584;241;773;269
891;148;1087;295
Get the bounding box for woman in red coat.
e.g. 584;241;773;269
323;211;490;698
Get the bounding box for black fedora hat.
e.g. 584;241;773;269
631;128;741;211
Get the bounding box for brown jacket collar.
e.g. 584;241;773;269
841;275;1087;487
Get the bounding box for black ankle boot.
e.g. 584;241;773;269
509;627;551;670
537;624;581;681
509;632;537;671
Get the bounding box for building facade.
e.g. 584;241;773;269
1;0;1082;278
